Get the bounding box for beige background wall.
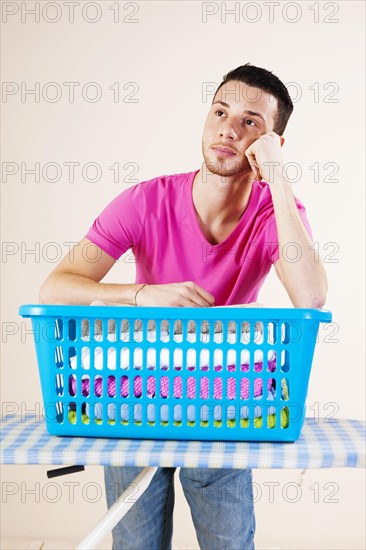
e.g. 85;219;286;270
1;1;365;548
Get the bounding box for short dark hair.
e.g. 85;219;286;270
214;63;293;135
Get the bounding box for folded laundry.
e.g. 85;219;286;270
84;400;277;423
67;403;290;428
82;303;265;337
65;317;288;429
68;361;277;401
69;330;275;371
66;370;289;424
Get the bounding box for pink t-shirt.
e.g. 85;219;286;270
85;169;313;305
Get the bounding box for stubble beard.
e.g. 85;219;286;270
202;146;250;179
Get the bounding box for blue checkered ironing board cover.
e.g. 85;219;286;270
1;416;364;469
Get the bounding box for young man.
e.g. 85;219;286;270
40;63;327;549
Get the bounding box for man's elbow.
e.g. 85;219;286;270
39;278;56;304
309;294;327;309
293;296;326;309
39;283;50;304
293;286;328;309
314;278;328;308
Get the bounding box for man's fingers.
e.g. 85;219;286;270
191;283;215;306
185;292;213;307
178;282;215;307
128;282;216;307
252;167;262;181
248;162;261;181
245;147;262;181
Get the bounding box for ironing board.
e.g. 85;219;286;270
1;415;365;549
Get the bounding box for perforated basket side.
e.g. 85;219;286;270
19;305;331;442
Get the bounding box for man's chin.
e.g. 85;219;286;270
203;160;247;178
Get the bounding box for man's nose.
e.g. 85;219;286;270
219;121;238;140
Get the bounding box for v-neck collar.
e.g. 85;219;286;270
185;169;258;249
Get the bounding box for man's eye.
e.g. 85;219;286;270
215;110;225;116
245;119;255;126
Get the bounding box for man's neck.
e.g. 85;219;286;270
192;166;255;226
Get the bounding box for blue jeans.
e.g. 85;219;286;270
104;466;255;550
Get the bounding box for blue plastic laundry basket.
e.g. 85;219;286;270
19;305;331;442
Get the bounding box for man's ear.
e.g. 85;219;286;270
280;136;285;147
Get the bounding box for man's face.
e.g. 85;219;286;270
202;80;278;177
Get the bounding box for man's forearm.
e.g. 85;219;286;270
39;273;140;306
270;174;328;308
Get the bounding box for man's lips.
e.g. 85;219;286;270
212;146;237;157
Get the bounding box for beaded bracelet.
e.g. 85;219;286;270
134;284;147;306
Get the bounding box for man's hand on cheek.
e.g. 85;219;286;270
244;131;285;183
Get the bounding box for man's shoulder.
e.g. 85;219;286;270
137;169;196;193
112;169;196;214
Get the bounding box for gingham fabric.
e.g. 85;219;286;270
1;416;364;469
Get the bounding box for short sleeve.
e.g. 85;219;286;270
85;183;146;260
265;197;314;265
